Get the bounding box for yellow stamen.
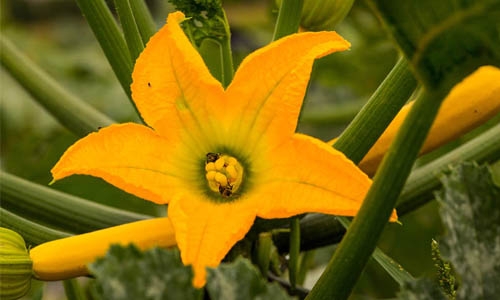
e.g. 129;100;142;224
205;171;216;181
205;162;216;172
205;154;244;198
227;157;237;166
226;165;237;179
215;173;228;187
214;157;225;170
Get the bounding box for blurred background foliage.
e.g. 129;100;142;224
0;0;457;298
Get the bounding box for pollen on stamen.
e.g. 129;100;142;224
205;153;244;198
226;165;237;179
214;158;225;171
214;173;228;187
205;162;216;172
206;171;217;181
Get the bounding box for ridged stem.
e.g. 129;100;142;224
0;208;70;246
0;36;115;137
273;0;304;41
308;89;445;299
333;56;417;164
0;172;149;234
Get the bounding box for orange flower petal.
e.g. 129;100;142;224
253;134;398;221
225;32;350;153
359;65;500;175
168;195;256;287
131;11;225;150
51;123;184;204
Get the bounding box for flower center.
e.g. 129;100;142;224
205;153;244;198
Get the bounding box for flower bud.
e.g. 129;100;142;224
0;227;33;299
276;0;355;31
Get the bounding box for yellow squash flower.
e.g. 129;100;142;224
51;11;397;287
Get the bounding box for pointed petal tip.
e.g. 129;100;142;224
191;265;207;288
166;10;186;23
390;210;399;223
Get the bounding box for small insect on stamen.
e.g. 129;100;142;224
206;153;220;163
219;184;233;197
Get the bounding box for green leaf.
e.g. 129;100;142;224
89;245;202;300
368;0;500;92
435;162;500;299
207;257;292;300
397;278;448;300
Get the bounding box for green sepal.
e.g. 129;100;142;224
170;0;234;86
170;0;227;47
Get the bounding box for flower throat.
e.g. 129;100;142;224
205;153;244;198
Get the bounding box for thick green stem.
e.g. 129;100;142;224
255;232;273;276
307;89;444;299
273;0;304;41
220;38;234;87
334;57;417;163
336;217;413;285
63;279;86;300
199;39;224;83
0;172;149;234
397;119;500;215
75;0;138;115
128;0;157;43
0;36;115;137
0;208;70;246
198;12;234;87
288;217;301;289
115;0;145;63
220;11;234;87
275;119;500;252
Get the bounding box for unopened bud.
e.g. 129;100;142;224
277;0;355;31
0;227;33;299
